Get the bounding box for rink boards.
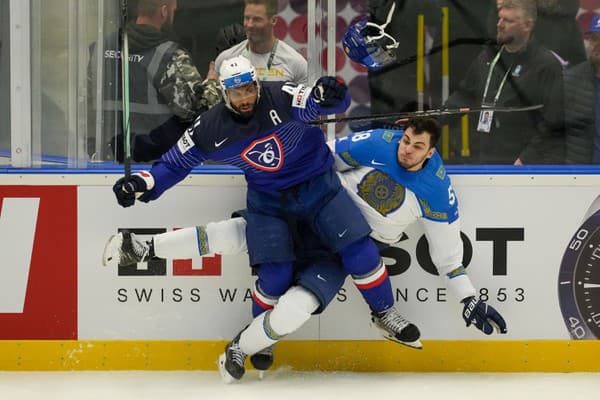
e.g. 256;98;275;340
0;171;599;371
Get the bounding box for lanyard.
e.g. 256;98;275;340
482;45;511;106
266;39;278;71
245;39;278;71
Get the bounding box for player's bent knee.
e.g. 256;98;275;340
268;286;320;336
256;261;294;297
339;236;381;275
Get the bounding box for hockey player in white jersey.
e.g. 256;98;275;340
103;117;507;383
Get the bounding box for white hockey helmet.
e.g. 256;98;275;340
219;55;260;113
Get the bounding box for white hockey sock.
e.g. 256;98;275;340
445;268;477;301
239;312;277;355
205;217;247;255
239;286;319;355
153;227;204;259
152;217;248;259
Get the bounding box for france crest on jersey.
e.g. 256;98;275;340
334;129;459;223
241;134;285;172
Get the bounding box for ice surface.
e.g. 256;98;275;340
0;369;598;400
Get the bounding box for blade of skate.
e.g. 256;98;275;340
217;353;237;384
381;333;423;350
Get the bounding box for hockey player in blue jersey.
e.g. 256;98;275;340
112;55;420;368
105;117;507;383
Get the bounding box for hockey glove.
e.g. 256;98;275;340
113;172;154;208
312;76;347;108
462;296;507;335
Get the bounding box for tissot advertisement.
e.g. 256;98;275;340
1;177;599;341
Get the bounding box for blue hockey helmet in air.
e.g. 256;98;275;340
342;1;399;71
342;19;399;71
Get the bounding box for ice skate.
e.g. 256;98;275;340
102;231;151;266
218;334;247;384
250;345;274;379
371;306;422;349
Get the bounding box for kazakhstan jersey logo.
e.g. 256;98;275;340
241;134;284;172
357;170;405;215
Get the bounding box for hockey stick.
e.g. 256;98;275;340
120;0;132;177
372;38;496;74
309;104;543;125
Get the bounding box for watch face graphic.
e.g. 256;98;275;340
558;198;600;340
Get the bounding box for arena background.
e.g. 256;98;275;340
1;0;600;372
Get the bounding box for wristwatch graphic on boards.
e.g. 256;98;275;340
558;195;600;340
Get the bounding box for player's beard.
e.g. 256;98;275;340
233;101;255;118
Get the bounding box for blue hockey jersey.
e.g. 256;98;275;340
146;81;350;199
334;129;459;223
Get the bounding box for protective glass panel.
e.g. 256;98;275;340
308;0;371;139
11;0;600;167
345;0;595;165
88;0;249;164
0;0;9;165
86;0;127;163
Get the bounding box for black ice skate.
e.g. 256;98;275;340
102;231;152;266
250;345;274;379
371;306;423;349
218;334;248;384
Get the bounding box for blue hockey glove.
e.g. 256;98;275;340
112;172;153;208
312;76;347;107
462;296;507;335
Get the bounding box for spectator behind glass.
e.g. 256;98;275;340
563;14;600;164
488;0;586;68
117;22;248;166
442;0;497;94
214;0;308;85
367;0;443;118
87;0;222;162
445;0;564;165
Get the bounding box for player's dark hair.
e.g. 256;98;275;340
405;117;440;148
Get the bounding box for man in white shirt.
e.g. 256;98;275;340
215;0;307;85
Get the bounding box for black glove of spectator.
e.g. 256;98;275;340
109;117;189;163
215;23;247;55
112;173;153;208
462;296;508;335
312;76;347;108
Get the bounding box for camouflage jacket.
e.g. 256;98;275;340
159;49;222;122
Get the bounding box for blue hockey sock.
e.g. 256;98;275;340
252;299;271;317
340;237;394;313
351;261;394;313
